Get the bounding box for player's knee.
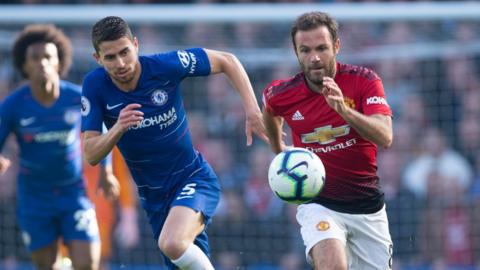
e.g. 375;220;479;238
310;238;348;270
31;252;58;270
70;255;99;270
71;260;97;270
313;257;347;270
158;235;189;260
34;260;58;270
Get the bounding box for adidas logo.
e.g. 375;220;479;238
291;110;304;121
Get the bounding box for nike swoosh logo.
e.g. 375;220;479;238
19;117;35;126
106;103;123;110
176;195;193;200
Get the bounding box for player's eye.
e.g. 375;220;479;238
120;49;129;56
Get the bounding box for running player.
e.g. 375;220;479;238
0;24;117;270
81;16;268;269
262;12;394;269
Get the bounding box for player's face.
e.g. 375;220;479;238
95;37;139;87
23;42;60;83
294;26;339;89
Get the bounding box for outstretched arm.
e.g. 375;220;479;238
205;49;269;145
83;103;144;165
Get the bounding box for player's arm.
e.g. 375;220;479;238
111;147;139;248
321;77;393;148
0;156;11;174
83;103;144;165
0;101;13;173
204;48;268;145
263;109;286;154
340;112;392;148
0;142;11;174
98;158;120;200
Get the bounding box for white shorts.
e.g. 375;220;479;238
296;203;393;270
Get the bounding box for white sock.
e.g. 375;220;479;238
171;243;214;270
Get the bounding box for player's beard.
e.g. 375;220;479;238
302;58;336;88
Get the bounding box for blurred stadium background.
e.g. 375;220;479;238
1;1;480;270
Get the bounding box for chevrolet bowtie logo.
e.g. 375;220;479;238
301;125;350;144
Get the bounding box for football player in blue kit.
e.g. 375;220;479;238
81;16;268;269
0;24;119;270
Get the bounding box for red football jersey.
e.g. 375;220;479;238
263;62;392;213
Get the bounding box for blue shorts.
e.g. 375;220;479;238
142;166;221;269
16;180;99;252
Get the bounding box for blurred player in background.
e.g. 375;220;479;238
0;24;118;270
262;12;393;269
60;147;138;270
81;16;268;270
81;146;139;270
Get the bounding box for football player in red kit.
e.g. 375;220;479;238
262;12;393;270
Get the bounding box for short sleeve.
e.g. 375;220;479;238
361;79;392;117
151;48;211;81
81;73;104;132
262;84;276;116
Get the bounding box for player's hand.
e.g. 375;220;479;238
116;103;144;133
0;156;11;174
98;169;120;201
245;109;270;146
115;207;139;249
321;77;348;115
274;141;292;154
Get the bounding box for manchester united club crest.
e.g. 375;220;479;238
316;221;330;231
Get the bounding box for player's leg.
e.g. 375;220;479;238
159;205;214;270
61;183;101;270
296;203;348;270
159;205;204;258
30;242;61;270
342;205;393;270
158;176;220;270
96;215;114;270
66;240;101;270
310;239;348;270
16;186;63;270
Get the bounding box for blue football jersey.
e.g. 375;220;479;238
0;81;83;188
81;48;214;205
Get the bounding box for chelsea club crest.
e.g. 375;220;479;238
151;89;168;106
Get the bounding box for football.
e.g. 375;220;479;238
268;147;326;204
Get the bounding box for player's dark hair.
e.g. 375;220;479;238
12;24;72;79
291;12;339;51
91;16;134;53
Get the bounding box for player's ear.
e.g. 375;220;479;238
93;52;101;65
334;38;340;55
133;37;139;53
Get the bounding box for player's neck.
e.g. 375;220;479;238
112;62;142;92
305;79;323;94
29;78;60;107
